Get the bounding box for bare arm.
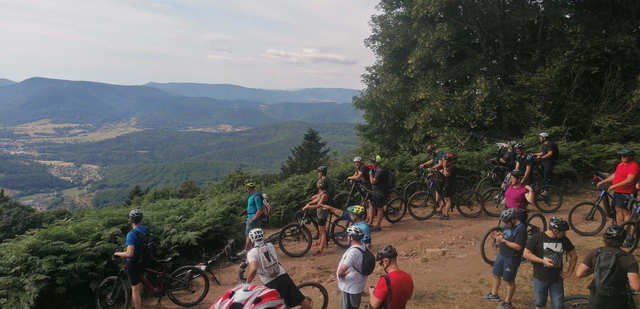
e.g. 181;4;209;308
337;263;349;278
629;273;640;292
114;245;135;259
368;287;384;308
609;174;637;191
246;260;258;283
525;185;535;204
575;263;592;278
320;204;343;217
523;248;546;265
419;159;434;168
523;165;532;183
563;250;578;278
539;150;554;160
597;173;616;187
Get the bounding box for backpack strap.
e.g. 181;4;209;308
383;275;392;309
352;246;366;275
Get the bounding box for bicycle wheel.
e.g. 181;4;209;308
620;221;639;254
166;266;210;307
562;295;590;308
534;185;564;213
297;282;328;309
474;176;496;193
481;187;505;217
455;190;483;218
333;191;355;210
278;223;312;257
480;227;502;266
403;181;428;201
407;191;437;220
296;211;319;240
96;276;129;309
384;197;407;223
527;213;547;236
330;218;352;249
568;202;606;236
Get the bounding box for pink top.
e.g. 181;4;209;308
505;185;528;210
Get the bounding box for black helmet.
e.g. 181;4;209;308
129;209;143;223
618;149;636;156
376;245;398;261
317;166;328;175
549;217;569;232
500;208;519;222
604;226;627;243
510;169;524;178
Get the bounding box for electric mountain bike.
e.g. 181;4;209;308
480;211;547;265
568;172;617;236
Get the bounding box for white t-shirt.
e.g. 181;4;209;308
337;244;367;294
247;243;286;284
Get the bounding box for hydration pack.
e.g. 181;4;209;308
132;230;155;267
353;247;376;276
591;248;628;297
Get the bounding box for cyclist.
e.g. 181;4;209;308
576;225;640;309
245;228;312;309
113;209;149;309
483;209;527;309
505;169;535;221
212;284;286;309
369;155;392;231
302;178;331;257
337;226;370;309
243;182;264;253
348;156;370;185
498;141;517;171
596;149;639;225
437;153;456;220
523;217;577;309
320;204;371;248
514;143;533;185
368;245;414;309
418;144;444;171
533;132;559;190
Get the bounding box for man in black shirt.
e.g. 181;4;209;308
523;217;577;309
483;209;527;309
533;132;559;190
576;226;640;309
347;156;370;185
369;155;390;231
437;153;456;220
514;143;533;185
498;142;517;171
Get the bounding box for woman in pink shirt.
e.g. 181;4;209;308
504;169;535;220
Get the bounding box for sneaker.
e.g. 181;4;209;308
482;293;500;302
497;301;514;309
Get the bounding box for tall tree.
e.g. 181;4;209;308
281;128;330;177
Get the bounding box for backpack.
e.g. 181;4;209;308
386;169;396;190
251;192;271;218
591;248;629;297
132;229;155;267
353;247;376;276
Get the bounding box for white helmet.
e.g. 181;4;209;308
211;284;285;309
539;132;550;138
353;156;363;162
248;228;264;243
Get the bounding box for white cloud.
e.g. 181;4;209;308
263;48;356;65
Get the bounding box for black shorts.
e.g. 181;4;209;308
316;208;329;226
266;273;306;307
441;182;455;198
370;191;386;208
127;262;144;286
613;192;633;210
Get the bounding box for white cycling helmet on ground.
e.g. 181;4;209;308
211;284;285;309
248;228;264;243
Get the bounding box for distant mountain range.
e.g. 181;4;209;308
145;82;360;104
0;79;15;87
0;78;361;128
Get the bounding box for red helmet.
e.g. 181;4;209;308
211;284;285;309
444;153;455;160
426;144;436;154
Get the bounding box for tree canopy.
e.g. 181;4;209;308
281;128;330;177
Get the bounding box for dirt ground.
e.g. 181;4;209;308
152;191;612;309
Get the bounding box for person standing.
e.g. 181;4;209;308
243;182;264;252
369;155;391;231
483;209;527;309
597;149;639;225
302;177;331;256
514;143;534;185
504;169;535;222
348;156;371;185
337;226;370;309
576;226;640;309
438;153;456;220
533;132;559;190
319;204;371;248
368;245;414;309
113;209;150;309
245;228;312;309
523;217;577;309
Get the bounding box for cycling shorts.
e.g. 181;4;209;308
317;208;329;226
613;192;633;210
370;191;386;208
127;262;144;286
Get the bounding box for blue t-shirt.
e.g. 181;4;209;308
339;213;371;245
433;152;444;166
247;192;263;220
125;225;149;262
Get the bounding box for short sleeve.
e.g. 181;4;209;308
582;250;597;268
514;226;527;248
564;237;575;252
247;249;258;263
342;248;358;268
525;233;538;252
125;231;136;247
254;195;263;210
631;163;640;175
373;276;388;301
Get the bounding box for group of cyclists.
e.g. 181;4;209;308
113;131;640;309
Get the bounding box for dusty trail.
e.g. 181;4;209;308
153;191;609;309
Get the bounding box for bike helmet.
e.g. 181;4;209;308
129;209;143;223
376;245;398;261
211;284;285;309
499;208;519;222
317;166;328;175
248;228;264;243
539;132;550;138
346;225;364;241
245;181;256;189
426;144;436;154
508;141;517;147
444;153;455;161
604;225;627;243
510;169;524;178
353;156;363;163
549;217;569;232
347;205;366;218
618;149;636;156
370;155;382;164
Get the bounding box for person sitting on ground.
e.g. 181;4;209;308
514;143;533;185
483;208;527;309
113;209;149;309
337;226;370;309
245;228;312;309
320;204;371;248
302;177;331;257
368;245;414;309
243;182;264;252
437;153;456;220
523;217;577;309
597;149;639;226
505;169;535;222
348;156;371;185
369;155;391;231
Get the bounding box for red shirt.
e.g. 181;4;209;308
373;270;414;309
613;161;639;194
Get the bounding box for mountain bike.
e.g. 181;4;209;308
481;180;563;217
334;180;407;224
561;295;589;308
236;261;329;309
480;211;547;265
615;197;640;254
194;239;240;285
96;257;209;309
407;171;483;220
293;208;351;250
474;159;510;192
402;167;430;201
263;222;313;258
568;172;617;236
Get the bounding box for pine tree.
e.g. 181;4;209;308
281;128;330;177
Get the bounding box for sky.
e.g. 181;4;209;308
0;0;379;89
